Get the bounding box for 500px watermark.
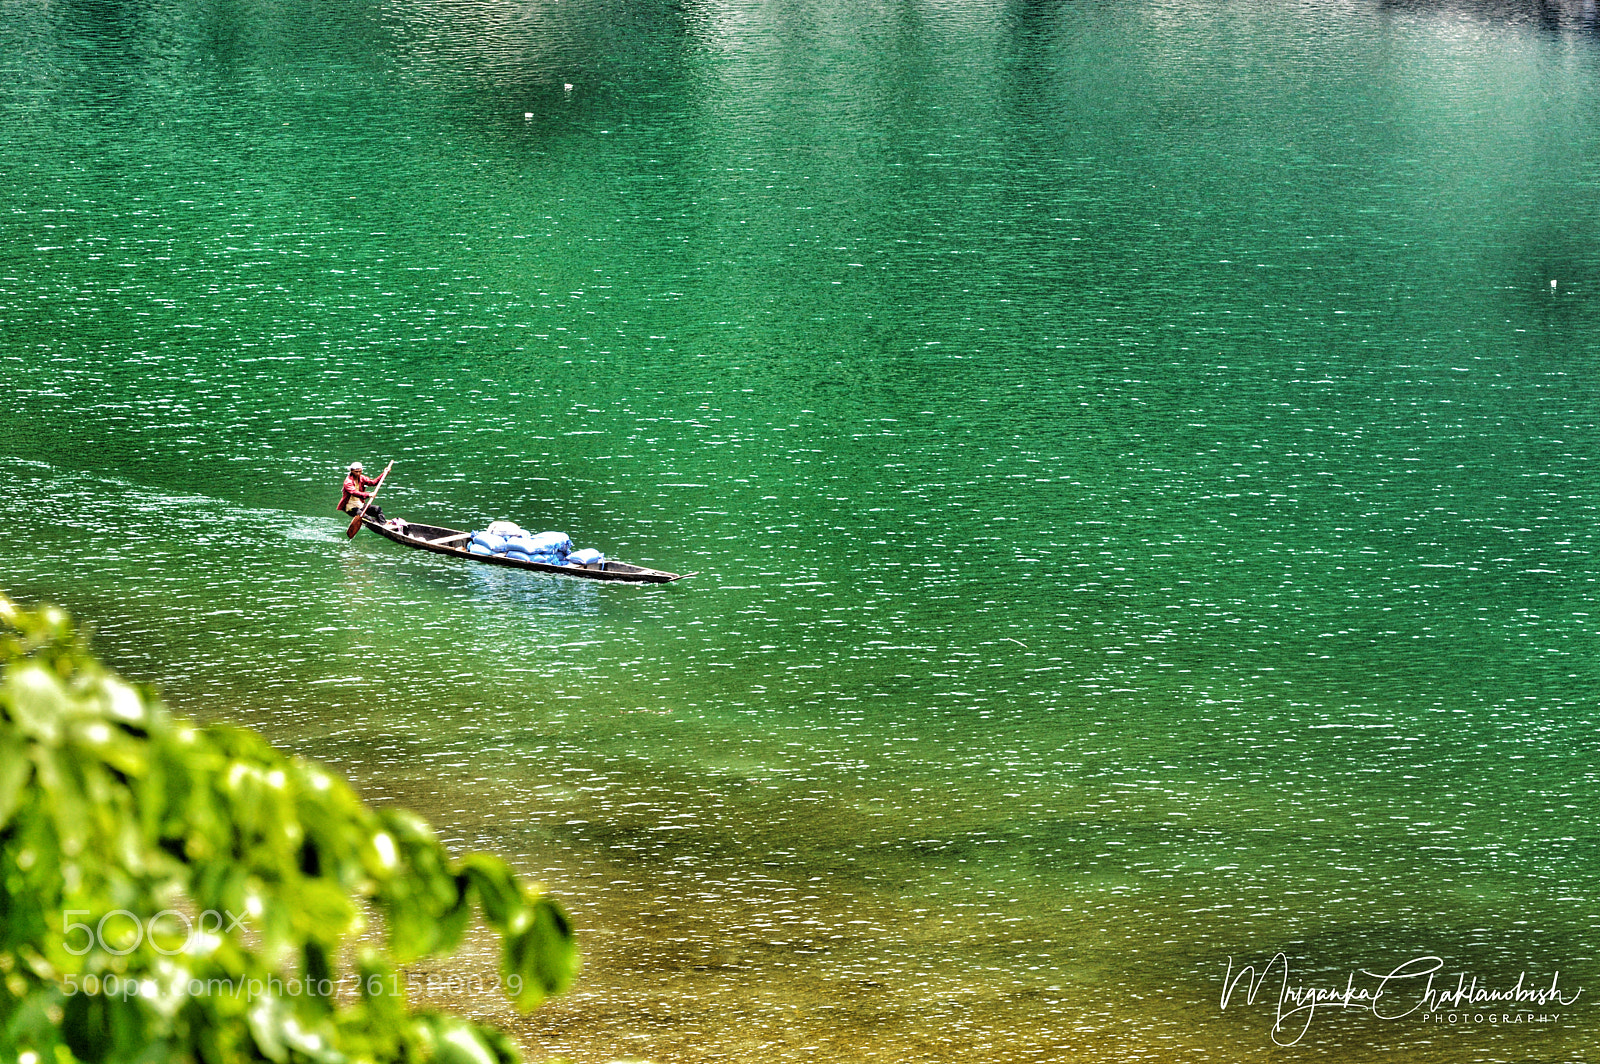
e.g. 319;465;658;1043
62;910;247;956
58;971;531;1002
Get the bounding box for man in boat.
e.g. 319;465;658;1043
337;461;388;524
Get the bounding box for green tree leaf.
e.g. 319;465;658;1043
0;596;580;1064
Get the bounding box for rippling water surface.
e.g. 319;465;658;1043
6;0;1600;1059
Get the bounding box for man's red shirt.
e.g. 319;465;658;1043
338;471;380;511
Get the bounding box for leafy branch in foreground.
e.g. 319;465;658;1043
0;596;578;1063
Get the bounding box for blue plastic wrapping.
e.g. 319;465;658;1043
524;531;573;557
471;531;506;553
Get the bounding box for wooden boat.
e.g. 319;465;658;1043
361;516;692;584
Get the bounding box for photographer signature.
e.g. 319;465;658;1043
1220;953;1579;1045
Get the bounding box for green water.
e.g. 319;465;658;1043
6;0;1600;1059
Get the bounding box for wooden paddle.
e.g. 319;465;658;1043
345;460;394;538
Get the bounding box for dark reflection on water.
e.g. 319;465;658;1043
1381;0;1600;36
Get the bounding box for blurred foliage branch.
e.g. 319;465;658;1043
0;596;578;1063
